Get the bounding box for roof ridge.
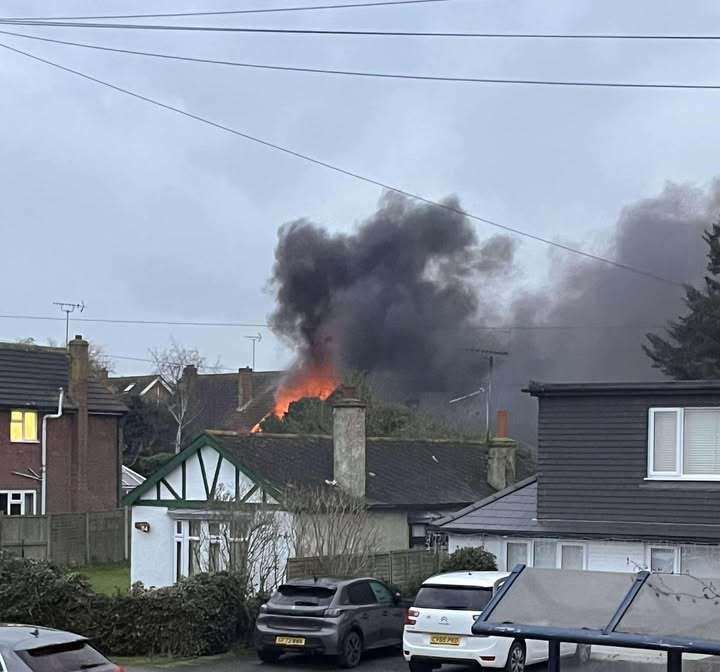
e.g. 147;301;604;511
0;342;67;354
367;435;487;445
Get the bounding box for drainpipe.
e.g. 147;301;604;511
41;388;64;515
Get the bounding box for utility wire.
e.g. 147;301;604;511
4;29;719;90
2;0;452;21
0;313;269;328
4;19;720;40
0;39;684;287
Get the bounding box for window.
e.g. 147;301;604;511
648;407;720;479
506;541;529;570
16;640;109;672
680;545;720;578
533;541;557;568
345;581;377;606
369;580;394;605
0;490;36;516
649;547;676;573
10;410;38;442
272;585;336;606
188;520;201;576
560;544;585;570
414;585;493;611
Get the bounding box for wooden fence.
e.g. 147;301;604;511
287;548;447;587
0;509;129;565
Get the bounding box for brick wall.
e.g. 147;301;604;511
0;409;120;514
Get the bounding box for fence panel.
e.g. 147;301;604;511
0;509;129;566
286;548;446;587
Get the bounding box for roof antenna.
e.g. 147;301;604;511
53;300;85;347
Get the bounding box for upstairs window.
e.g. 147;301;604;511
10;410;38;442
649;407;720;479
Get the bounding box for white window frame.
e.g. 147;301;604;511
558;542;587;570
9;409;39;443
647;545;679;573
647;407;720;480
0;490;36;516
505;540;530;570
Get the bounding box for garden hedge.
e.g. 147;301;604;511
0;553;254;657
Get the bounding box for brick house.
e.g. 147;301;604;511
0;336;127;515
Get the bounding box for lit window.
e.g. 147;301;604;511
0;491;36;516
649;408;720;478
10;410;38;442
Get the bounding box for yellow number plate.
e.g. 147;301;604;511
430;635;461;646
275;636;306;646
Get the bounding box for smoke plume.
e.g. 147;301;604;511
270;182;720;445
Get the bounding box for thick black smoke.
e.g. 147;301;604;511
269;192;516;393
270;182;720;445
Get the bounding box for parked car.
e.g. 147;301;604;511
255;577;408;668
403;571;591;672
0;624;121;672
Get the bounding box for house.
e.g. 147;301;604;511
436;380;720;578
0;336;127;515
110;367;285;433
123;388;532;587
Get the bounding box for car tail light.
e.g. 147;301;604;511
323;608;342;617
405;608;419;625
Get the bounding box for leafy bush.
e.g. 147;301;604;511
0;553;251;657
440;547;497;572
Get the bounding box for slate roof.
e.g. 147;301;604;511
434;476;720;543
209;431;496;507
0;342;126;413
526;380;720;397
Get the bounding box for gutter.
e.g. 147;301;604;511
41;388;64;515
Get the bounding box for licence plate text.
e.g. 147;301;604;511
275;636;306;646
430;634;461;646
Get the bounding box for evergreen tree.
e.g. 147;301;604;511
644;221;720;379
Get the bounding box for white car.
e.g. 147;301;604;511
403;571;591;672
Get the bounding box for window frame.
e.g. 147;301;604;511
505;540;530;570
647;407;720;480
10;409;39;443
558;542;587;570
508;539;587;571
647;545;679;573
0;490;36;516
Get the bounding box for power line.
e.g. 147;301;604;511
5;20;720;41
0;41;684;288
0;313;269;328
2;0;452;21
4;29;719;90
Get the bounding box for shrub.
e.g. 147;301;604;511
0;553;251;658
440;547;497;573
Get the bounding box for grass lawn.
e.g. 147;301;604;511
78;563;130;595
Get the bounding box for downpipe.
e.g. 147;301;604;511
41;388;64;515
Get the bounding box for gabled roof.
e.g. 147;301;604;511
0;342;126;413
124;430;499;509
110;374;171;397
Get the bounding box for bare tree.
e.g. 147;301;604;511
284;485;381;577
149;339;221;453
195;487;290;595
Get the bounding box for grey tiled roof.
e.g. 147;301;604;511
0;342;126;413
210;431;496;507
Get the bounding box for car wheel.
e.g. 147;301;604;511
257;648;282;664
575;644;592;664
505;641;526;672
337;630;364;669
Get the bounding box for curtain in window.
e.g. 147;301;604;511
653;410;678;472
684;410;720;475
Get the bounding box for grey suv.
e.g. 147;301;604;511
255;577;408;668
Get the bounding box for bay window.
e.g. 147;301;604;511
649;407;720;479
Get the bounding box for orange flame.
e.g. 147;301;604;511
273;361;340;418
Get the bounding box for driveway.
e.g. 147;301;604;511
126;647;677;672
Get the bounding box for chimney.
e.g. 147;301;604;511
237;367;253;409
332;385;367;498
487;410;516;491
68;335;89;511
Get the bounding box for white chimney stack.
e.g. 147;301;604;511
332;386;366;498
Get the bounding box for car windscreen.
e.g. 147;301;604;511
271;584;336;607
414;585;493;611
16;640;111;672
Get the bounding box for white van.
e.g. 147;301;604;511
403;571;591;672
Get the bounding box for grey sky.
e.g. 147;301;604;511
1;0;719;375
